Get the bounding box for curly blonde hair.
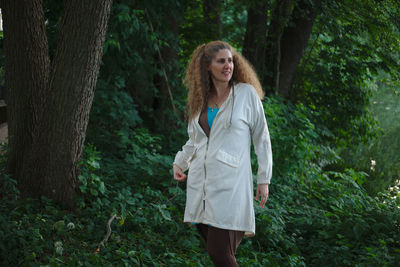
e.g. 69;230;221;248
184;40;264;121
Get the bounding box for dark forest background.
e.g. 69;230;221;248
0;0;400;265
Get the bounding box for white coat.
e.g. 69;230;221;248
174;82;273;237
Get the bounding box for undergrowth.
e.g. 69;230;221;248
1;97;400;266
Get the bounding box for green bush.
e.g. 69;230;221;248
339;76;400;195
1;97;400;266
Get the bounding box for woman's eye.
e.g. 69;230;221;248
217;59;233;63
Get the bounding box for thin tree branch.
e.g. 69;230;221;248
144;8;177;115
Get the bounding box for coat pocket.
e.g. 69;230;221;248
216;150;240;168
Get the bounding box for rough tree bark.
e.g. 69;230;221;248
2;0;50;197
278;0;317;99
2;0;113;207
242;1;269;84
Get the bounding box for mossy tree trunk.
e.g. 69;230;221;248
2;0;112;208
263;0;316;99
277;0;317;99
242;1;269;86
264;0;294;95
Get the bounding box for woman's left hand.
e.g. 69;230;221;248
256;184;269;208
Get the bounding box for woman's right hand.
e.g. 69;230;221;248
173;164;187;182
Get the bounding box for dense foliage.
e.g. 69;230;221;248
1;97;400;266
339;72;400;195
1;0;400;266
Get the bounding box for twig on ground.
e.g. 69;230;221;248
95;214;121;253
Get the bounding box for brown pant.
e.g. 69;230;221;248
196;224;244;267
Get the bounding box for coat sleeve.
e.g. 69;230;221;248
173;122;197;172
249;91;273;184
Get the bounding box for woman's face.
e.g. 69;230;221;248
208;49;234;85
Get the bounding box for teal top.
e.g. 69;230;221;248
207;106;219;129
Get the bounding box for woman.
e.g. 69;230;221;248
173;41;272;266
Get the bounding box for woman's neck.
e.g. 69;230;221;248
212;80;230;97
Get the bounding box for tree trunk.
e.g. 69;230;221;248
2;0;50;196
203;0;222;40
242;1;269;83
2;0;112;207
264;0;293;95
278;0;317;99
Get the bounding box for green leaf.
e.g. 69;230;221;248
90;189;98;196
53;220;65;231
